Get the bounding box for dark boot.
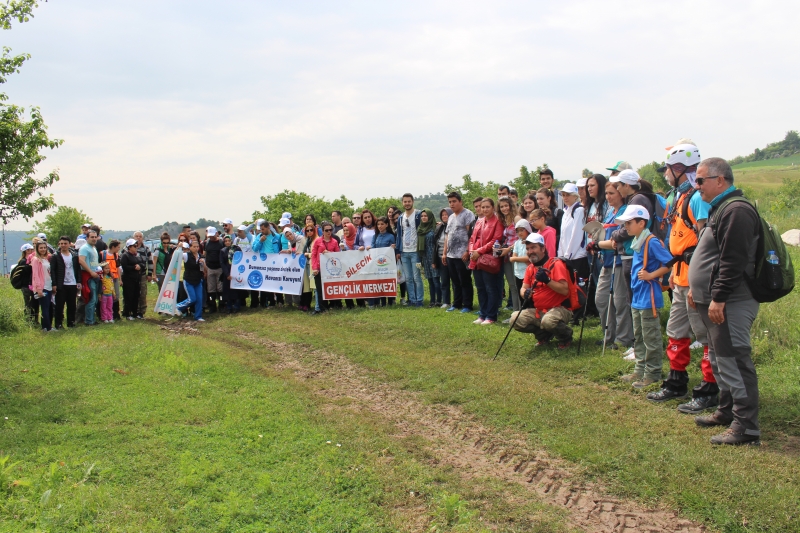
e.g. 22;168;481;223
695;411;733;428
677;395;719;414
552;321;573;345
710;428;760;446
660;369;689;396
208;294;218;313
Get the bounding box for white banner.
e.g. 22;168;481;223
320;247;398;300
230;250;304;295
154;249;184;315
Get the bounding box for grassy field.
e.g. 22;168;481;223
1;162;798;532
732;155;800;192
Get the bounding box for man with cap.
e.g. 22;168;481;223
37;233;55;254
203;227;224;313
647;142;719;411
120;238;145;320
133;231;152;319
688;157;761;446
606;161;633;177
509;233;574;349
78;223;91;242
220;218;234;241
281;211;303;234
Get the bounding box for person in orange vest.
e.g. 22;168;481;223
646;141;719;412
100;239;122;321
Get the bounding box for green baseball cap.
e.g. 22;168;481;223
606;160;632;172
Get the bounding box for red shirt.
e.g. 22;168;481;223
522;258;570;311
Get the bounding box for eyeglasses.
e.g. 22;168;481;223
306;230;315;234
324;229;332;233
695;176;721;186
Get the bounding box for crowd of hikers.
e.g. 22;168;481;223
12;139;795;447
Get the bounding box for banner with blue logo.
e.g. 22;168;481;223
230;250;305;295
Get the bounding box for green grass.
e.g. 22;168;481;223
0;282;567;532
732;153;800;169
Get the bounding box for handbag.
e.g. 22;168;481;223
476;253;501;274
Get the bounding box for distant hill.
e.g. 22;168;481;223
729;130;800;166
140;219;221;240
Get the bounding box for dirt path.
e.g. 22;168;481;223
167;323;706;532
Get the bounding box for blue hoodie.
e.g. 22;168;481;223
252;230;280;254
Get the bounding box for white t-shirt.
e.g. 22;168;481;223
61;253;76;285
360;227;376;248
41;258;52;291
402;211;418;251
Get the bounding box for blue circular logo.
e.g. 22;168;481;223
233;250;243;264
247;270;263;289
260;253;267;261
252;255;257;262
279;286;283;291
325;257;343;276
283;257;288;264
238;265;245;273
298;255;307;269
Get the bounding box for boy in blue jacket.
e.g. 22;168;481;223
616;206;672;390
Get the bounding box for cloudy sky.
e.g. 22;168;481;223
4;0;798;231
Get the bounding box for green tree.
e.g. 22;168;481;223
253;190;354;225
581;168;594;179
637;161;669;193
0;1;63;224
508;164;549;195
359;196;401;219
443;174;498;202
28;205;91;244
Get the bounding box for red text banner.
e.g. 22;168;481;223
320;247;398;300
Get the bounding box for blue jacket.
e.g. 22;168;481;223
252;231;280;254
372;232;396;249
395;210;422;254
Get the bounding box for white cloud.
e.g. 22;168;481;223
3;0;798;230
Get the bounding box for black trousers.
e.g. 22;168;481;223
447;257;473;310
55;284;78;328
122;276;141;317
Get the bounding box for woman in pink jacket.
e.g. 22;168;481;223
311;221;341;315
29;240;54;331
468;198;505;325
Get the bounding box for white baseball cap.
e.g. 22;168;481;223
37;233;47;240
283;227;294;236
238;225;248;231
560;183;579;196
182;242;190;249
223;218;233;225
256;218;265;227
514;219;533;233
576;178;588;187
81;223;91;228
279;217;291;227
616;205;651;222
525;233;546;246
125;238;137;248
207;227;218;236
281;212;292;220
609;169;641;186
20;243;33;252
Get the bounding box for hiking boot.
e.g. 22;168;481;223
535;340;549;347
695;412;733;428
677;395;720;415
710;428;760;446
619;373;642;383
646;388;688;402
632;378;657;389
557;341;572;350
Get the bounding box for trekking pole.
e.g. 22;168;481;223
576;253;596;355
601;251;617;357
492;289;533;361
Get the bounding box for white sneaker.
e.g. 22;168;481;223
440;303;449;309
472;318;484;324
127;317;135;321
689;341;704;350
196;318;206;322
622;347;636;361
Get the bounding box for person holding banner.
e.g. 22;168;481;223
339;223;359;308
299;225;317;311
355;210;377;251
220;235;240;314
311;222;340;314
280;227;306;308
252;221;282;308
371;216;396;307
177;240;205;322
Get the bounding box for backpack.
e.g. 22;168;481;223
631;191;669;243
711;197;795;303
10;262;32;290
544;257;586;312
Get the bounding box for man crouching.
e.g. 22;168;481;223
510;233;573;349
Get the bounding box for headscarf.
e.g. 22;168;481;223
417;209;436;252
344;222;357;250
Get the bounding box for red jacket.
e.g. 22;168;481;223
311;238;340;271
469;215;504;256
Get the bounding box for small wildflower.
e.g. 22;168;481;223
258;435;263;438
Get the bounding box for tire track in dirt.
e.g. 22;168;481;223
190;324;707;532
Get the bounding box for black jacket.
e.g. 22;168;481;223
204;238;223;269
50;250;81;289
709;189;759;302
183;253;203;284
120;251;143;281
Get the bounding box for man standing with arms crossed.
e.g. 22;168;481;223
689;157;761;446
647;143;719;412
395;194;424;307
78;230;100;326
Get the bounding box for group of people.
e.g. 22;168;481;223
12;139;765;446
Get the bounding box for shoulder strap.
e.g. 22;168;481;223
710;197;754;239
642;235;658;318
679;189;699;231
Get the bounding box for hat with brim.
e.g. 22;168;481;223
606;160;632;172
525;233;545;246
609;169;640;185
81;223;91;229
238;225;248;232
207;227;217;236
561;183;579;196
616;205;650;222
223;218;233;225
20;243;34;252
576;178;588;188
125;238;137;248
514;219;533;233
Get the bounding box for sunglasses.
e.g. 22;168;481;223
306;230;315;234
324;229;333;233
694;176;721;186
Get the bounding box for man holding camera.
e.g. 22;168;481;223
509;233;573;349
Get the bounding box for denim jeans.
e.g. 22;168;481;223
427;275;442;304
437;263;451;305
473;269;501;321
400;251;424;305
38;289;53;330
85;278;99;325
178;280;204;320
